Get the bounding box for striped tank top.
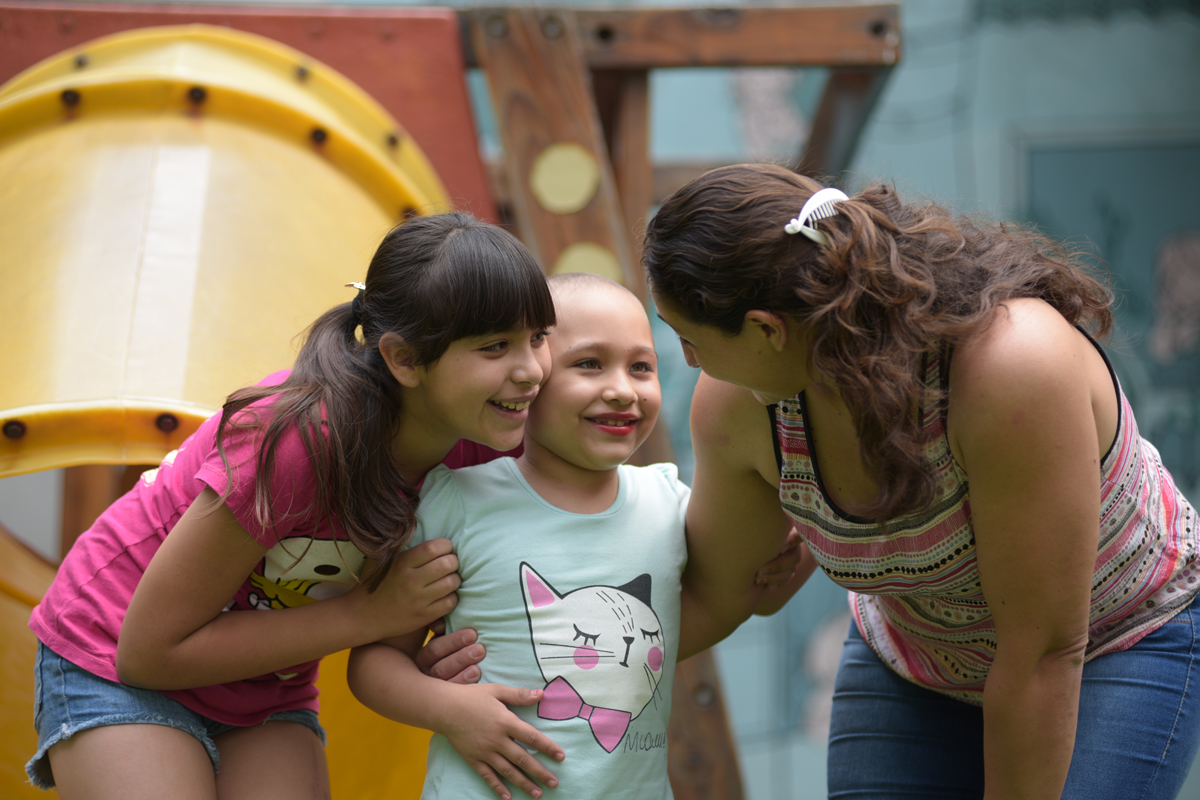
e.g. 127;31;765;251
769;343;1200;703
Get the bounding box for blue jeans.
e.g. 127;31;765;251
27;642;327;790
827;593;1200;799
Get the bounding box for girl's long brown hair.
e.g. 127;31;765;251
216;213;555;588
644;164;1113;521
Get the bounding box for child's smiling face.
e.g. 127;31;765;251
524;282;662;473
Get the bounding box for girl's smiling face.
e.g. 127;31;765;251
525;286;662;473
400;327;552;453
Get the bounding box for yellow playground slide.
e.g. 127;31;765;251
0;25;452;797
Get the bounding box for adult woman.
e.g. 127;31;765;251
644;163;1200;798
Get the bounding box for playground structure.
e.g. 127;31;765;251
0;3;899;797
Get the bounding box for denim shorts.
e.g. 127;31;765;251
827;591;1200;799
27;642;327;791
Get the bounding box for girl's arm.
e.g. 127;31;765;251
677;373;807;661
117;487;461;689
948;300;1108;800
347;638;564;800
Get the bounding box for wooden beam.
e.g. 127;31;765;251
796;66;894;180
470;7;638;288
669;652;745;800
463;5;900;69
60;465;120;555
593;68;652;299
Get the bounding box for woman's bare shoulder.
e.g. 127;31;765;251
952;298;1091;385
690;372;779;482
947;298;1105;468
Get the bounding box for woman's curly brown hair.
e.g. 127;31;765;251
643;163;1113;521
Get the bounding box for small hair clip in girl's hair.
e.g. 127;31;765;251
784;187;850;245
345;282;366;326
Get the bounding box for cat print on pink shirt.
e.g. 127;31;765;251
520;562;666;753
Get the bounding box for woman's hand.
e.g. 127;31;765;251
754;527;802;587
439;684;564;800
752;530;817;617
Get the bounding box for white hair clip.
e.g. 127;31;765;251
784;187;849;245
345;282;366;291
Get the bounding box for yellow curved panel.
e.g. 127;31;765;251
0;25;453;478
0;24;446;216
0;111;395;475
0;25;449;796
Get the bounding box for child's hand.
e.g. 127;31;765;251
360;538;462;641
754;527;802;587
441;684;565;800
416;626;486;684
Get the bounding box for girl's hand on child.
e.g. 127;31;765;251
416;626;486;684
359;538;462;641
443;684;565;800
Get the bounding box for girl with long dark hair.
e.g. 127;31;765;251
28;213;560;799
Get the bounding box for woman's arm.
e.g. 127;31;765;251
678;373;809;661
949;300;1111;799
117;487;462;689
348;638;564;800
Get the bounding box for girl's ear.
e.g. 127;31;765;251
743;309;790;352
379;332;421;388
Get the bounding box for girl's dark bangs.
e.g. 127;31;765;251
436;232;556;343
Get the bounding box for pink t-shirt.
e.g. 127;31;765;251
29;370;515;725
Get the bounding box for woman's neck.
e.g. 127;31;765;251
515;446;620;515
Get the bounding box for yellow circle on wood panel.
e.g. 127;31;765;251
552;242;624;284
529;143;600;214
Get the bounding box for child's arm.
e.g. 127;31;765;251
117;487;460;689
348;637;565;800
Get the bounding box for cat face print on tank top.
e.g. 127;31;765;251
520;562;666;752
